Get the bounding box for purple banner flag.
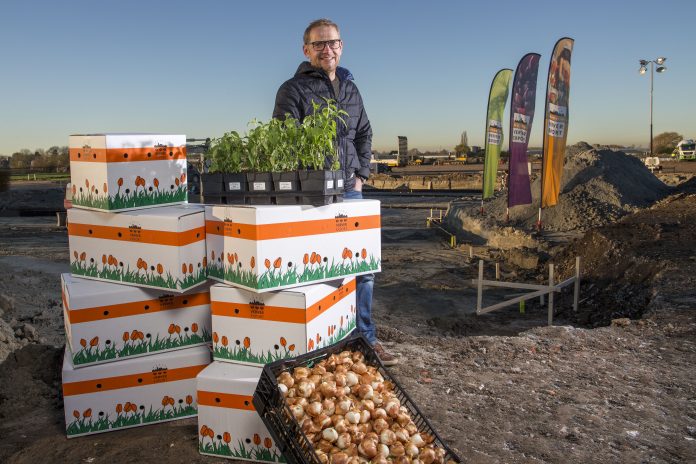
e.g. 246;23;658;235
508;53;541;208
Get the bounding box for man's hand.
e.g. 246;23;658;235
354;176;363;192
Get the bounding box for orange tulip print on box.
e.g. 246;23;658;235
197;362;284;462
210;278;356;366
62;346;210;438
69;134;188;212
62;274;212;367
205;201;381;293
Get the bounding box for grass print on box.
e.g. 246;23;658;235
70;327;211;366
68;395;198;437
62;345;210;437
197;362;286;462
72;174;188;211
69;133;187;212
198;429;285;462
62;273;212;367
205;200;381;293
210;278;356;366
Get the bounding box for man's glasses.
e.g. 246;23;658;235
308;39;342;51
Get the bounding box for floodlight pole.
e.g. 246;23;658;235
649;60;654;156
640;57;666;156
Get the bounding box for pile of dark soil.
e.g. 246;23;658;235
0;344;64;459
552;189;696;326
448;143;673;233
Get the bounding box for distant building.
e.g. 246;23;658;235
398;136;408;165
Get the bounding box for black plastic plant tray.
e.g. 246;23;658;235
300;193;343;206
252;333;461;464
202;193;246;205
201;173;224;195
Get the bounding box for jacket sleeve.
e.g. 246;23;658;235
273;81;302;121
353;91;373;180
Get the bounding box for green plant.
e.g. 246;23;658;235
208;98;347;174
246;119;274;172
208;131;246;174
299;98;348;171
268;117;301;172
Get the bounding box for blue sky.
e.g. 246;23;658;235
1;0;695;154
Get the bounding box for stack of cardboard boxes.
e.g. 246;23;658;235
61;134;212;438
196;201;382;461
59;133;383;462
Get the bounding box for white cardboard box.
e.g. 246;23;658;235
62;273;212;368
197;362;282;462
211;278;356;366
205;200;381;292
62;345;211;438
68;205;207;292
69;133;187;212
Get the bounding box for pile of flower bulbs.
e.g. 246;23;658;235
277;350;455;464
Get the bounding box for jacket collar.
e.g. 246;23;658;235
295;61;354;81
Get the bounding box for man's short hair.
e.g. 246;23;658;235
303;18;340;44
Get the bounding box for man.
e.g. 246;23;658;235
273;18;397;366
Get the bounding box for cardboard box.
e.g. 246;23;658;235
62;345;210;438
69;133;187;212
68;205;207;292
205;200;381;292
211;278;356;366
61;273;212;368
197;362;282;462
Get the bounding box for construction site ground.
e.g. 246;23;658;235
1;161;696;463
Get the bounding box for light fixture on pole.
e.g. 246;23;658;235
638;57;667;155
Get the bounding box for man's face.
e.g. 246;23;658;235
303;25;342;75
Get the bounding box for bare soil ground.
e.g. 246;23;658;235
1;179;696;463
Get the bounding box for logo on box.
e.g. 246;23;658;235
154;143;168;156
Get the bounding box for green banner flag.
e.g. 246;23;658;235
482;69;513;199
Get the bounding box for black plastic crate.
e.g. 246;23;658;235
299;193;343;206
202;193;245;205
253;333;461;464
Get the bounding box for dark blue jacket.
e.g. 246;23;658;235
273;62;373;187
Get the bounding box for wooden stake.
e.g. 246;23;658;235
548;263;554;326
573;256;581;312
477;260;483;314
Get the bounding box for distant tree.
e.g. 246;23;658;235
454;143;470;156
9;149;33;169
653;132;683;154
44;145;69;169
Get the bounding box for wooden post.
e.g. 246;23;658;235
573;256;581;312
548;263;554;326
477;260;483;314
495;262;500;280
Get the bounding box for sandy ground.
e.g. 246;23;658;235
1;181;696;463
